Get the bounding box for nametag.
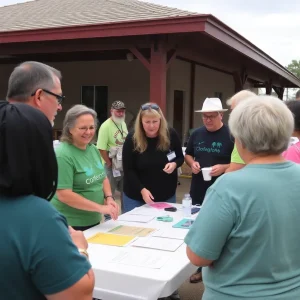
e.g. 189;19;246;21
112;169;121;177
167;151;176;161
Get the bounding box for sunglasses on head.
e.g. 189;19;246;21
141;104;159;111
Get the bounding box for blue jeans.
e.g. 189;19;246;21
123;193;176;213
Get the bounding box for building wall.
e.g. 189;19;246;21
0;64;14;99
50;60;149;129
193;65;235;128
0;59;256;135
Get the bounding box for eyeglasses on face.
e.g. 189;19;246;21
77;126;96;132
202;113;219;121
141;103;159;111
31;89;65;105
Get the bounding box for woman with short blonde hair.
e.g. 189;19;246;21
122;103;184;212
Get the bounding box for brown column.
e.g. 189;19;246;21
149;41;167;113
130;41;176;115
233;68;248;93
265;80;272;95
273;86;284;100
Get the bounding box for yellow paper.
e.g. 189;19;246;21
87;232;135;246
109;225;156;237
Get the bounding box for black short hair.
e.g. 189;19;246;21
0;102;57;199
286;100;300;131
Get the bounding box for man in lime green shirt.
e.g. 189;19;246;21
97;101;128;210
225;90;255;173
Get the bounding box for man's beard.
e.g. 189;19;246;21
112;114;125;125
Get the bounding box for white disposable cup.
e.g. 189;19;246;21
202;167;212;181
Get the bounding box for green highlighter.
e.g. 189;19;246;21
156;216;173;222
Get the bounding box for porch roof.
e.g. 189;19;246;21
0;0;299;88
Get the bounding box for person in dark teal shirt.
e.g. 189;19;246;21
0;101;94;299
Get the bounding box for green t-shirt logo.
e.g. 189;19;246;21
212;142;223;148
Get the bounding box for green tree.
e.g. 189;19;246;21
286;60;300;79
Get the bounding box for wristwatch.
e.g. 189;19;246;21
105;195;115;200
78;248;89;259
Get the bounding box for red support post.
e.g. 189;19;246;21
150;42;167;114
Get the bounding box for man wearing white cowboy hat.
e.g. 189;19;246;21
185;97;234;283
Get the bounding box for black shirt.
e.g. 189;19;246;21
185;125;234;205
123;128;184;202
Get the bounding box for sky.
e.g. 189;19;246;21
1;0;299;67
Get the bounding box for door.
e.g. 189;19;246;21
173;90;184;144
81;86;108;128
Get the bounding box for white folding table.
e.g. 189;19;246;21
84;203;197;300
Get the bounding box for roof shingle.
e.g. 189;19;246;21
0;0;197;32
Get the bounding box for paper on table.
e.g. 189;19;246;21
149;202;173;209
152;229;187;240
131;236;183;252
109;225;156;237
87;232;135;246
110;251;169;269
118;214;155;223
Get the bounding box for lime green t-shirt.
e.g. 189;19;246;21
96;118;128;151
51;142;106;227
231;144;245;164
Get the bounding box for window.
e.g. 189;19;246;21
81;86;108;127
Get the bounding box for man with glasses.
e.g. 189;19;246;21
97;100;128;213
6;61;63;126
185;97;234;283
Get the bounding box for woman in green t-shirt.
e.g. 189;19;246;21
51;105;119;231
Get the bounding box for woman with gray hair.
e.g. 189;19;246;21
185;95;300;299
51;105;119;231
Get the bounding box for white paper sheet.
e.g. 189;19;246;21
152;229;187;240
131;237;183;252
110;251;169;269
118;214;155;223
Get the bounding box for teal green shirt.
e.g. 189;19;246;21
51;142;106;227
185;162;300;299
0;195;91;299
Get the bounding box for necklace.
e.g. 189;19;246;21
112;119;124;137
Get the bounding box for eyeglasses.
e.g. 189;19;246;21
77;126;96;132
141;103;159;111
31;89;65;105
202;113;219;121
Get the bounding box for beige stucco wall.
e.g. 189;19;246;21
193;65;235;128
50;60;149;129
0;59;256;135
0;60;150;130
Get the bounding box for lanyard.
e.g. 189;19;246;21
112;120;124;138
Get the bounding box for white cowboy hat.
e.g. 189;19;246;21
195;97;228;113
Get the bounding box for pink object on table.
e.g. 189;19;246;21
149;202;173;209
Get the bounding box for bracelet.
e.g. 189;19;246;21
105;195;115;200
78;248;89;259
